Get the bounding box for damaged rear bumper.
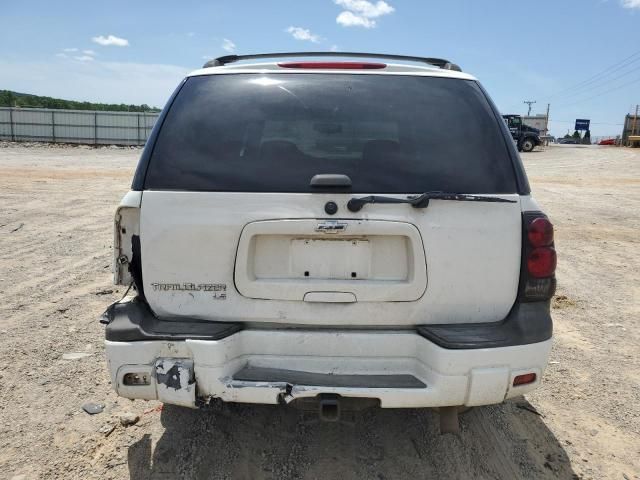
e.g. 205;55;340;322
103;300;552;408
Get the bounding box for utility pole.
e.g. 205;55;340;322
544;103;550;145
523;100;536;116
544;104;550;132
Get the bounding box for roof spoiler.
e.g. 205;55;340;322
202;52;462;72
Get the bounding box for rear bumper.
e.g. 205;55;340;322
105;330;552;410
103;299;552;408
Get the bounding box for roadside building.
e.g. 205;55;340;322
522;114;550;144
522;114;548;134
622;114;640;146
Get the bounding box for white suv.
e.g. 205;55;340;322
102;52;556;432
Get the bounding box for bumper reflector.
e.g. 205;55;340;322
123;372;151;386
513;373;537;386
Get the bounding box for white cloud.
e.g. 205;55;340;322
335;0;394;17
57;48;96;61
336;11;376;28
621;0;640;7
222;38;236;53
0;58;189;107
92;34;129;47
334;0;394;28
330;44;340;52
286;26;321;43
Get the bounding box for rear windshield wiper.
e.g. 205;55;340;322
347;192;517;212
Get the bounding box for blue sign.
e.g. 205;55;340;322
575;119;590;131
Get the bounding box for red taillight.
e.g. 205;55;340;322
278;61;386;70
527;247;557;278
528;217;554;247
520;213;557;301
513;373;537;386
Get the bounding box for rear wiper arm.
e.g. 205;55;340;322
347;192;516;212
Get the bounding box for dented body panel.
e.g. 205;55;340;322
113;191;142;286
155;358;196;407
105;329;551;408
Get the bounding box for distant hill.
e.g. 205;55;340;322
0;90;160;112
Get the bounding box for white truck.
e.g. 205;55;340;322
102;52;556;433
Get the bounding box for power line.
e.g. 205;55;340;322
554;74;640;108
552;61;640;101
541;49;640;100
549;120;624;125
548;54;640;99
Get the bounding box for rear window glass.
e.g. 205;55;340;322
145;73;516;193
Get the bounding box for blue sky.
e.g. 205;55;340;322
1;0;639;137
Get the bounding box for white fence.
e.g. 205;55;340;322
0;107;160;146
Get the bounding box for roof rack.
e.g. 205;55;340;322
202;52;462;72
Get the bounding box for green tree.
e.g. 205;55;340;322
572;130;581;139
2;91;17;106
0;89;160;112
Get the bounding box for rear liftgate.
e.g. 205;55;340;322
234;218;427;303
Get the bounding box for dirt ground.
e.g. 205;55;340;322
0;142;638;480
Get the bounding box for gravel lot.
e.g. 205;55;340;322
0;142;638;480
